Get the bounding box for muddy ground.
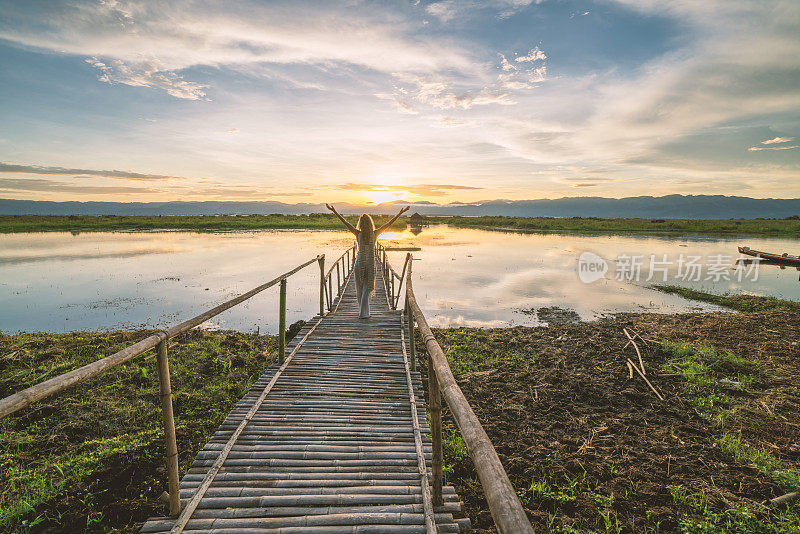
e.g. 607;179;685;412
423;306;800;532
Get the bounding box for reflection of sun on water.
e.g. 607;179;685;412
379;231;403;240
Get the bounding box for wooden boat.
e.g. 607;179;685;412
738;246;800;266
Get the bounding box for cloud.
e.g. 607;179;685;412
228;128;240;133
386;73;517;110
332;182;483;197
515;47;546;62
86;57;207;100
425;1;538;22
0;1;478;100
432;116;478;128
499;54;516;72
747;145;798;151
0;177;160;194
385;47;547;113
0;163;187;181
761;136;794;144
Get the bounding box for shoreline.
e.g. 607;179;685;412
2;214;800;237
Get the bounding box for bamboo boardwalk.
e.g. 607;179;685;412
140;262;470;534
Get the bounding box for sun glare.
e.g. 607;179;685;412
368;189;408;205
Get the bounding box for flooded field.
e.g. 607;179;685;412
1;226;798;333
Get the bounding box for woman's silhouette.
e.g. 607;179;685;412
326;204;409;318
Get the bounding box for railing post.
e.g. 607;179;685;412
429;353;443;507
278;278;286;365
406;255;416;372
318;255;325;317
156;338;181;517
336;262;341;292
328;275;333;310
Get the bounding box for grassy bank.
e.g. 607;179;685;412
653;284;800;313
0;214;409;233
0;330;276;533
421;293;800;533
440;215;800;237
2;214;800;236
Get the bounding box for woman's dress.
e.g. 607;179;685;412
355;229;376;295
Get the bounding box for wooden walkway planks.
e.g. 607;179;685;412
140;261;470;533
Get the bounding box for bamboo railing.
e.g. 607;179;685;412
323;244;357;311
0;252;351;518
378;243;535;534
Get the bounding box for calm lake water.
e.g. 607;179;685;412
1;226;798;333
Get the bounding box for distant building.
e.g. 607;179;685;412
409;212;426;226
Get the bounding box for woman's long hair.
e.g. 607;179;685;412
356;213;375;233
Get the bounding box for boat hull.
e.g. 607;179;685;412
738;246;800;267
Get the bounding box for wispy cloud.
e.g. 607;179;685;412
332;182;483;197
515;47;546;62
0;163;186;181
86;57;207;100
748;145;798;151
0;177;160;194
761;136;794;145
425;1;538;22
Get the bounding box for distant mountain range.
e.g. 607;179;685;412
2;195;800;219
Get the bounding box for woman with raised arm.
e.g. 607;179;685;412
326;204;409;318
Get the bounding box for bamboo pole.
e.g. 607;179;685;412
405;272;534;534
626;357;664;400
156;337;181;517
400;309;437;533
395;254;410;309
624;328;645;375
429;353;443;507
336;262;341;292
0;255;322;419
328;275;333;310
278;278;287;365
390;274;395;310
318;255;325;317
406;255;416;372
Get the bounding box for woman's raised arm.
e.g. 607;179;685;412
326;204;359;235
376;206;410;235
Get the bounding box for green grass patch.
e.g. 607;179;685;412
653;285;800;313
0;330;275;533
661;343;800;531
0;214;408;233
660;341;759;421
440;426;468;486
668;484;800;533
4;214;800;237
718;433;800;492
434;329;530;375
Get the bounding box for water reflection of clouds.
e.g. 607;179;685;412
0;227;797;333
0;248;180;265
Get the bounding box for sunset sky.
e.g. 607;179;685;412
0;0;798;204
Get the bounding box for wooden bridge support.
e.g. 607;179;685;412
278;278;287;365
156;338;181;517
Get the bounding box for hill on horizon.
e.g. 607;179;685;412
2;195;800;219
